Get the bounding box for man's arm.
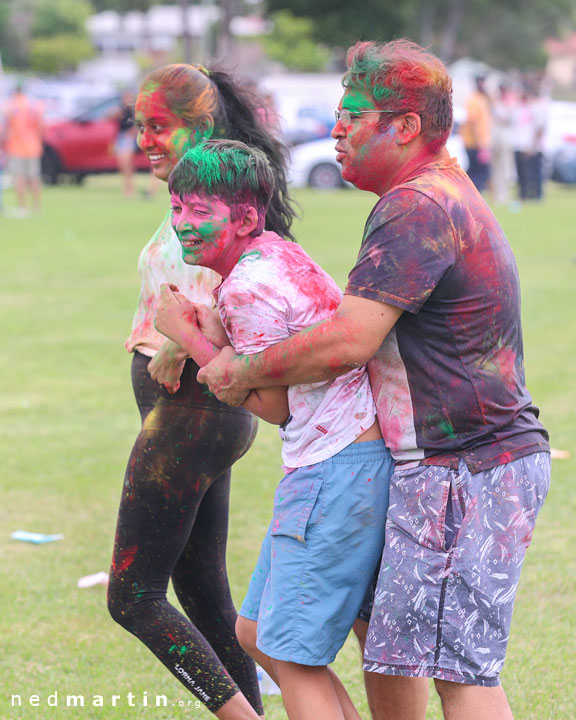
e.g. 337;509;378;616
197;294;403;405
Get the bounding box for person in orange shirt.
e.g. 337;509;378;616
460;76;492;192
4;83;44;216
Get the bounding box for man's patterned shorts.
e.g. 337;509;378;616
364;452;550;686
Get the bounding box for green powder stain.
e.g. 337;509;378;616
138;79;161;100
239;249;262;263
439;419;456;439
170;127;195;158
342;92;376;114
175;218;222;255
170;140;270;207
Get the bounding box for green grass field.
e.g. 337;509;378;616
1;176;574;719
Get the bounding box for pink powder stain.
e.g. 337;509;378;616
368;346;414;455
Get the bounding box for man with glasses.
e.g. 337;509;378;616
198;39;550;720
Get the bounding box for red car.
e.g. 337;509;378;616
42;95;150;184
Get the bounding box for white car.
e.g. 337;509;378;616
288;138;349;189
289;124;469;189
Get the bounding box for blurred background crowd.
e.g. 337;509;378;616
1;0;576;216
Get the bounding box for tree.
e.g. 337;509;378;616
29;0;94;73
263;0;576;69
408;0;575;67
88;0;155;11
265;0;413;52
455;0;573;69
29;34;95;74
31;0;93;37
0;0;94;73
0;0;35;69
261;10;331;71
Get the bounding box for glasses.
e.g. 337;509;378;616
335;108;402;126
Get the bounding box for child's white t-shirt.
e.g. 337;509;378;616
216;232;376;469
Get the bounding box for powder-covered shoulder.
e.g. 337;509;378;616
224;232;342;322
364;183;455;244
221;235;293;314
231;233;330;293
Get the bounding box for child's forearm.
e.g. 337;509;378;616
175;324;222;368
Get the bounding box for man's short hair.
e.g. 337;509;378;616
343;39;453;153
168;139;276;237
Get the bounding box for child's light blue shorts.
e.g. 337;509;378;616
239;438;393;666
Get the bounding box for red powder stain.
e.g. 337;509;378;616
367;478;372;482
492;346;517;391
113;545;138;573
297;270;340;312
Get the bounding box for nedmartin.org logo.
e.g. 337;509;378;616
8;690;203;711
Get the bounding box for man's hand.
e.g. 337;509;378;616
194;303;231;349
197;346;250;406
148;339;188;394
155;283;197;346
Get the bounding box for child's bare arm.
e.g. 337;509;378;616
156;285;290;424
243;387;290;426
194;303;232;349
155;284;222;366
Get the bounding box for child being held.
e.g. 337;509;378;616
154;139;393;720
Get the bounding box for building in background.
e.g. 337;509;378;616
83;4;270;85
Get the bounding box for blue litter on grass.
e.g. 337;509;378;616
11;531;64;544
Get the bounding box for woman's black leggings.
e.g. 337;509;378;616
108;351;262;715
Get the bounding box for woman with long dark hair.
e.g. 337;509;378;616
107;64;295;719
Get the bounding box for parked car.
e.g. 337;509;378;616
550;139;576;184
41;95;149;184
289;124;469;189
288;138;349;189
28;79;115;122
545;101;576;185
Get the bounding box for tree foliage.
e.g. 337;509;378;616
87;0;155;12
29;34;95;74
264;0;576;69
0;0;94;72
31;0;93;38
0;0;35;69
261;10;331;72
265;0;411;51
